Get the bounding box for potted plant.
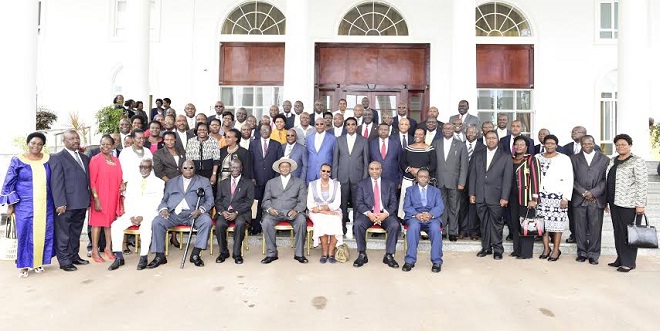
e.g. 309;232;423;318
36;106;58;130
95;105;125;135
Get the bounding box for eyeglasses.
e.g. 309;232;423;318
321;170;331;173
315;123;325;126
215;105;224;108
286;134;296;137
182;166;194;170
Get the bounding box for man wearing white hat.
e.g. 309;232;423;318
260;157;309;264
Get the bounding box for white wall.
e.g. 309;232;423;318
32;0;657;153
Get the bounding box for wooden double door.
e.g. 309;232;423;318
315;43;430;122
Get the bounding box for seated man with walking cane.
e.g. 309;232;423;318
147;160;214;269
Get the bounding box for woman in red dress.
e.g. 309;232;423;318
89;135;124;262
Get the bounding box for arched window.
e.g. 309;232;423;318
475;2;531;37
338;1;408;36
222;1;285;35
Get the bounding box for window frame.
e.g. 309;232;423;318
110;0;161;42
218;85;284;121
476;88;535;138
595;0;618;44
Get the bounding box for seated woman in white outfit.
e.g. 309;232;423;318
307;163;343;264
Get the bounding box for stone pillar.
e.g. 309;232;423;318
123;0;151;105
617;0;651;158
283;0;312;108
449;0;477;118
0;0;38;152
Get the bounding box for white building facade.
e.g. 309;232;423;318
2;0;658;157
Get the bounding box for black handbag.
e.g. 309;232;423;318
627;214;658;249
519;208;543;237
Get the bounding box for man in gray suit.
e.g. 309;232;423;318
432;122;468;241
333;116;370;235
570;135;609;265
449;100;481;136
261;158;309;264
469;131;513;260
147;160;215;269
281;129;308;180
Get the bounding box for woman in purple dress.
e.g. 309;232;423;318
1;132;56;278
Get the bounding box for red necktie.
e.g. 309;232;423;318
380;139;386;159
363;125;368;138
373;180;381;213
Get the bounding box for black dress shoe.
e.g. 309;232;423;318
476;250;492;257
382;254;399;268
137;256;148;270
431;263;442;273
566;235;576;243
448;235;458;242
72;258;90;265
60;264;77;272
608;261;621;267
617;266;633;273
234;256;244;264
402;263;414;272
353;252;368;267
190;254;205;267
108;258;125;271
510;252;519;257
589;258;599;265
215;251;230;263
576;256;587;262
493;252;503;260
261;256;278;264
505;234;513;241
147;256;167;269
294;256;309;264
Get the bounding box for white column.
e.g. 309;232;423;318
617;0;651;158
449;0;477;117
0;0;38;152
283;0;312;108
123;0;151;104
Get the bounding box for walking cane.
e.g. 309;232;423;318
180;187;205;269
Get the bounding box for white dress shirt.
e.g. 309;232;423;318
486;147;498;170
425;130;437;145
346;133;356;154
443;137;452;161
497;128;508;139
281;174;291;189
583;150;595;166
314;131;326;152
333;126;343;137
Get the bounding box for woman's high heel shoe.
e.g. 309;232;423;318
104;249;116;261
18;268;29;278
548;250;562;262
539;250;550;259
91;252;105;263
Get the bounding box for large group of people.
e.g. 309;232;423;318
0;95;649;277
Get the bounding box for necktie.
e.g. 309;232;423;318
468;142;474;161
285;144;292;158
380;139;386;159
363;125;369;138
74;151;85;171
141;178;147;195
231;178;237;196
421;187;427;206
373;180;381;213
403;134;408;149
263;140;268;158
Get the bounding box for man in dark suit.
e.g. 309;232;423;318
174;114;195;152
333;117;370;234
353;161;401;269
330;113;347;137
469;131;513;260
459;125;485;239
432;123;469;241
148;160;214;268
310;99;326;125
480;121;494;145
570;135;609;265
358;109;378;141
402;168;445;273
306;118;336;183
393;117;414;149
361;97;379;125
282;129;307;180
562;126;600;244
214;159;255;264
249;124;284;234
534;128;551;154
261;158;308;264
416;106;439;132
449;100;482;136
50;130;91;271
392;103;417;134
207;101;225;125
424;117;442;144
282;100;296;130
495;114;511;139
499;120;534;155
369;123;403;186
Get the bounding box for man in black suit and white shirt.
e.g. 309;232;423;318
282;100;296;130
50;130;91;271
499;120;534;155
174;114;194;151
449;100;481;136
361;97;379;125
459;124;484;239
496;114;511;139
469;131;513;260
358;108;378;141
480;121;494;145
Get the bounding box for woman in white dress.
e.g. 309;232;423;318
307;163;343;264
535;135;573;262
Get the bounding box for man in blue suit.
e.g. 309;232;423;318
281;129;307;180
50;129;92;272
147;160;215;268
369;123;403;186
249;124;284;234
306;118;335;183
402;169;445;273
353;161;401;269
